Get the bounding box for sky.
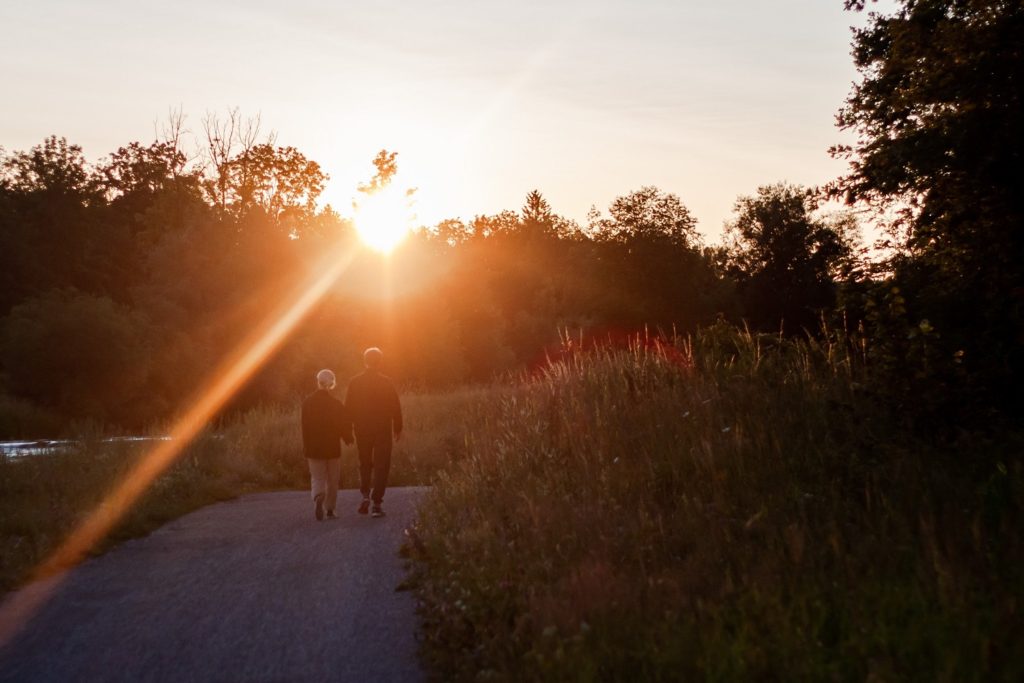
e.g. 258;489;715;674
0;0;889;242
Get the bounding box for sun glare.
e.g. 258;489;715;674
0;239;361;649
353;185;414;253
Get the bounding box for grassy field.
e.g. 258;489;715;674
3;328;1021;680
0;387;489;592
404;326;1023;681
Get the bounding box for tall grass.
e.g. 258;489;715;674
0;388;483;592
407;324;1023;681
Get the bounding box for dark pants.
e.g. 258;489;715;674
357;432;392;504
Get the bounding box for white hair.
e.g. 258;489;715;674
363;347;383;368
316;368;336;389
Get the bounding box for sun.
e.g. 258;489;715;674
353;184;414;253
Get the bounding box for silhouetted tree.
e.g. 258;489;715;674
357;150;399;194
521;190;554;240
99;141;192;199
469;210;520;239
431;218;472;247
587;187;719;329
834;0;1024;411
726;183;858;332
0;137;111;312
2;136;98;197
591;186;699;247
95;140;206;299
207;143;327;228
201;108;267;213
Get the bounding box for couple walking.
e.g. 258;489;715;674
301;347;403;520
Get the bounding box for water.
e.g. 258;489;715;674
0;436;171;459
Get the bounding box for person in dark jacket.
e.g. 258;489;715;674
345;347;402;517
301;368;352;521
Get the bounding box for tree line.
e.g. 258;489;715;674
2;0;1020;435
0;125;859;435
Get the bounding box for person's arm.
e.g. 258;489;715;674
338;399;353;445
300;401;311;457
344;380;358;440
391;384;403;440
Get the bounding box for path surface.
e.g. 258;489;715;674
0;488;427;682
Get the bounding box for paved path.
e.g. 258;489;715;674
0;488;427;682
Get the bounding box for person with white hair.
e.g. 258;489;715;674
344;347;403;517
300;368;352;520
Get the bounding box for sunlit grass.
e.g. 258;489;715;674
405;324;1023;681
4;328;1019;678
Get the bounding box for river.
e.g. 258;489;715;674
0;436;172;459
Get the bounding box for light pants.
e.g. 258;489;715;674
307;457;341;512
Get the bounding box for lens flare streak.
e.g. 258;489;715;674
0;241;360;648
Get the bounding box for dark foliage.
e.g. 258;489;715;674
832;0;1024;420
725;183;859;333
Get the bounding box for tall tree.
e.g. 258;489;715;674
1;136;98;198
357;150;398;194
588;187;717;328
99;141;192;200
201;108;267;213
726;183;858;332
521;190;554;239
832;0;1024;407
0;137;111;311
222;144;327;226
591;186;699;247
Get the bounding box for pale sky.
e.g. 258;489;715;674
1;0;887;242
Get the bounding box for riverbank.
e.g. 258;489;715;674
0;388;488;592
0;437;171;459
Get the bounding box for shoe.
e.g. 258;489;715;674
326;510;337;519
371;504;385;518
358;499;370;515
314;493;324;521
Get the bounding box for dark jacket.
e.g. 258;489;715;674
301;389;350;459
345;369;402;439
